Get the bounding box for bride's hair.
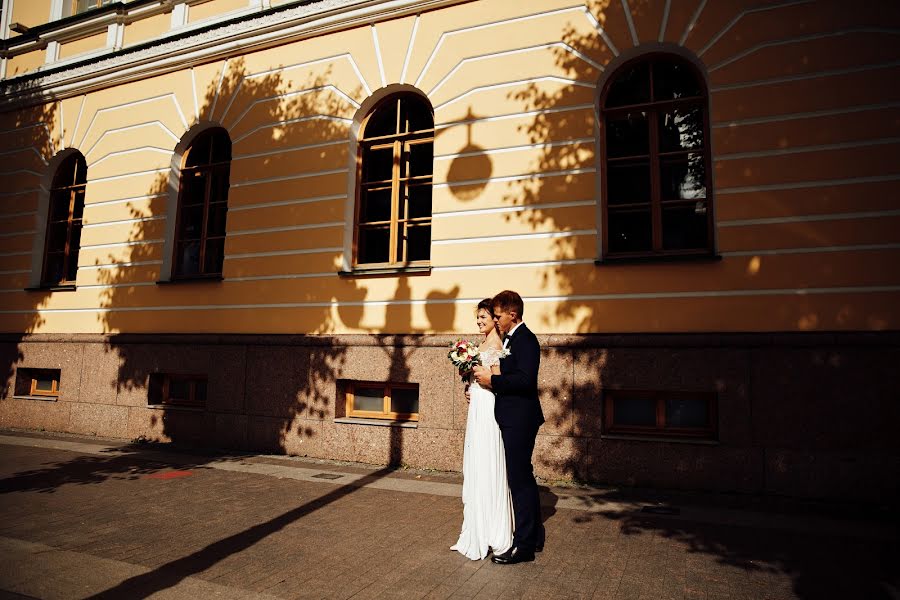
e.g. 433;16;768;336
476;298;493;313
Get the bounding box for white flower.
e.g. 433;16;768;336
500;348;511;358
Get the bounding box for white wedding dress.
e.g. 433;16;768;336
451;348;513;560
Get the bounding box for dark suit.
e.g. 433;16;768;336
491;323;544;552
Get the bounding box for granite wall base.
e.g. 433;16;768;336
1;332;897;503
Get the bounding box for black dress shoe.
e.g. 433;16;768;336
491;546;535;564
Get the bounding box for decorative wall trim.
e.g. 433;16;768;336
1;0;473;108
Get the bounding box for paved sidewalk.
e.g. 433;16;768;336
0;430;896;600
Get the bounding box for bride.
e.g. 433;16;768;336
451;298;513;560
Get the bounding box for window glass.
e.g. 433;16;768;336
652;61;702;101
365;101;398;138
355;95;433;267
602;55;711;258
391;387;419;415
608;210;652;253
605;113;649;158
613;396;656;426
659;154;706;200
354;386;385;412
658;108;703;153
358;227;391;264
605;62;650;107
662;205;708;251
363;147;394;183
175;129;231;278
665;396;708;428
43;152;86;286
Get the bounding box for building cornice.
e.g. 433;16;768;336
1;0;471;109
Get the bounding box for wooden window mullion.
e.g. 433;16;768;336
389;139;401;264
199;168;212;273
648;105;662;252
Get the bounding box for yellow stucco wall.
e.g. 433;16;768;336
57;31;108;60
123;12;170;48
188;0;248;24
9;0;51;30
1;0;898;335
4;49;45;77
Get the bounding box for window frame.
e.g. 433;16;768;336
345;381;419;422
603;388;717;440
171;128;231;281
353;94;434;270
72;0;115;16
148;373;207;409
13;368;62;399
41;153;86;288
28;370;61;398
598;53;715;261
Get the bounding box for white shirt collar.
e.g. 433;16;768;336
503;322;524;348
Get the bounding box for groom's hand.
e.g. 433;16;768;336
473;365;492;388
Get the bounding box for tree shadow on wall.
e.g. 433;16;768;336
89;58;368;455
0;97;55;409
93;56;463;463
502;13;899;600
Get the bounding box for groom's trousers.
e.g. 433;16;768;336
500;422;542;552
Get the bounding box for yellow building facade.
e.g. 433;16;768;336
1;0;898;500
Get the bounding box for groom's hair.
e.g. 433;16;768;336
492;290;524;319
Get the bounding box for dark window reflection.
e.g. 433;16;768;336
605;62;650;107
406;224;431;262
365;100;398;138
653;61;702;101
358;226;390;264
662;204;708;250
606;113;649;158
357;95;433;266
363;146;394;183
607;160;651;205
392;387;419;414
613;395;656;426
405;183;433;219
665;396;708;428
602;55;711;257
608;210;652;253
360;187;393;223
175;128;231;277
42;152;86;286
658;107;703;153
660;154;706;200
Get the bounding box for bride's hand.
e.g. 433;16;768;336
472;365;492;388
490;364;500;375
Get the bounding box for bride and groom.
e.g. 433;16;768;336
451;290;545;565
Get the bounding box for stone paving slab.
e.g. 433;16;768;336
0;430;897;600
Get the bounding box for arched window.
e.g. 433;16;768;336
42;151;86;287
173;127;231;279
354;94;433;268
599;54;713;258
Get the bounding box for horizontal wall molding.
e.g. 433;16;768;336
711;102;900;129
2;285;898;316
4;330;898;348
719;209;900;227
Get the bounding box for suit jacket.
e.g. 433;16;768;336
491;323;544;430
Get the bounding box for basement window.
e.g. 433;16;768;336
148;373;207;409
14;368;61;400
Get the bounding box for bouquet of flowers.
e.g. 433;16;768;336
448;339;481;381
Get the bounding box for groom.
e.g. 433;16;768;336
473;290;545;564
